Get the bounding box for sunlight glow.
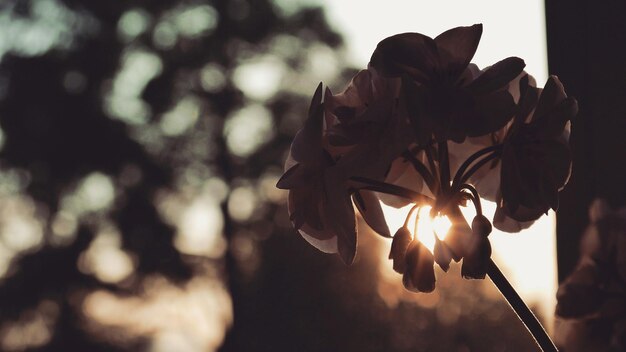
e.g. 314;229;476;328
382;204;451;253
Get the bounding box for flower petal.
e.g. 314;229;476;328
442;205;471;260
467;57;526;95
324;70;373;120
534;97;578;139
353;190;391;238
461;237;491;279
308;82;323;117
389;226;413;273
276;163;307;189
472;214;493;237
379;153;429;208
369;32;439;81
402;240;436;293
434;24;483;78
433;236;453;272
467;89;517;137
323;171;357;265
298;226;338;254
288;189;325;234
532;75;567;121
493;204;536;233
291;85;324;163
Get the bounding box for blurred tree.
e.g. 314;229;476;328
0;1;546;351
0;0;344;350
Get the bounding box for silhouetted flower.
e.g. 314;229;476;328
277;84;358;264
389;226;413;274
278;24;576;300
403;239;436;293
461;214;493;279
325;67;414;238
278;71;411;264
495;75;578;231
556;200;626;352
370;24;523;144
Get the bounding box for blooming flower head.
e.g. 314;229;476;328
495;75;578;231
370;24;524;144
278;24;577;294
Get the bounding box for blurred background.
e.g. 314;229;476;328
0;0;624;351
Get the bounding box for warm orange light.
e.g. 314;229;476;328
381;204;451;253
414;206;451;252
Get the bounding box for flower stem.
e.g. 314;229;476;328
402;150;436;191
452;144;502;187
456;150;501;187
487;259;558;352
349;177;435;204
438;141;450;192
425;145;440;193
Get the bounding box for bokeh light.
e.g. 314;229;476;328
0;0;559;350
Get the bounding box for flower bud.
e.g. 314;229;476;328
461;238;491;280
472;214;492;238
389;227;412;274
402;240;436;293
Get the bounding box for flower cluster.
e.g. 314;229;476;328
277;24;577;292
555;200;626;352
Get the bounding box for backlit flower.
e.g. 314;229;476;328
325;68;414;237
277;84;358;264
389;226;436;293
278;24;576;304
495;75;578;231
370;24;524;144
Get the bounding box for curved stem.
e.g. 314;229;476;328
438;141;450;192
425;145;440;193
452;144;502;187
456;150;501;187
402;150;436;191
487;260;558;352
403;203;421;228
458;183;482;215
350;176;434;205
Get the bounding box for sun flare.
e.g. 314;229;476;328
382;204;451;253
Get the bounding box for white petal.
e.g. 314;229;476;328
298;227;338;254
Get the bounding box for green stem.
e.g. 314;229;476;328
487;260;558;352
